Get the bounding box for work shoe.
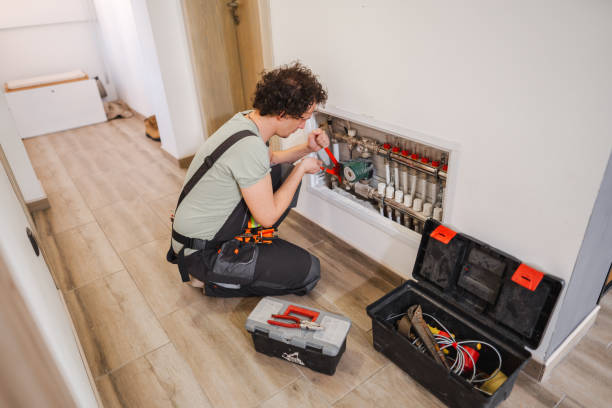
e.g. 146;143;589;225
144;115;160;141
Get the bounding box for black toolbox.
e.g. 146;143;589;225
367;219;563;408
246;297;351;375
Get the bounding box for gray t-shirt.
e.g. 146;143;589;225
172;111;270;252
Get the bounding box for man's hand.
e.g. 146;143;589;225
307;129;330;153
298;157;323;174
241;157;322;227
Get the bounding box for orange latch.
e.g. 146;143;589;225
430;225;457;244
512;264;544;291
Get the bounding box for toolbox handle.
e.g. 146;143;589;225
512;263;544;291
283;305;320;322
430;225;457;244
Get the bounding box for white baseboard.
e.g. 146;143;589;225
533;305;600;381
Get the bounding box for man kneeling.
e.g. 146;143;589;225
167;62;328;297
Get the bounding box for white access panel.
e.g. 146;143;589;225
5;78;106;138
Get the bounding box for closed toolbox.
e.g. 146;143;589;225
367;219;563;408
246;297;351;375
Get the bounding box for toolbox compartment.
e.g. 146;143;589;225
250;329;347;375
246;297;351;375
367;220;563;408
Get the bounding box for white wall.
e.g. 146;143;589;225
0;92;45;203
269;0;612;359
92;0;151;114
0;0;89;28
0;0;116;101
139;0;205;158
93;0;204;159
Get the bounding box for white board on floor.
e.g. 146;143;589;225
5;79;107;138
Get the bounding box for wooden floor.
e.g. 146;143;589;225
25;118;611;408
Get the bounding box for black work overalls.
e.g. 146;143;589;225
167;130;320;297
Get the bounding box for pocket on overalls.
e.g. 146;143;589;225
208;239;259;285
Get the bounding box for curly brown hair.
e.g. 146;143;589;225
252;62;327;118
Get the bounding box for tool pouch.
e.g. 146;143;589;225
209;239;259;285
175;239;259;285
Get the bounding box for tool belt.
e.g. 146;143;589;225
166;129;265;284
168;221;278;285
235;217;278;244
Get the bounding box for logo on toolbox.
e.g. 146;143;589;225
282;352;305;366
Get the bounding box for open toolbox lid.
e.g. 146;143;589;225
412;219;563;350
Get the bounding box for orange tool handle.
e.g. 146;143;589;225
325;147;338;166
282;305;320;322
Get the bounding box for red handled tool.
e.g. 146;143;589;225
267;304;323;330
267;314;323;330
320;147;342;183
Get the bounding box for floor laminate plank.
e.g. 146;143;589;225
47;129;83;156
161;296;301;408
309;240;397;331
59;149;100;179
301;317;388;403
93;121;136;150
70;124;116;152
96;343;212;408
125;161;184;202
271;293;389;404
64;270;169;378
93;198;169;253
542;336;612;408
73;170;141;211
120;238;202;318
258;377;330;408
110;116;146;139
44;186;95;234
332;363;445;408
31;210;68;287
54;222;124;291
557;395;586;408
59;147;132;179
500;372;562;407
110;118;169;159
147;192;179;226
23;134;62;167
113;142;166;171
600;292;611;311
312;232;403;287
33;159;75;194
585;305;612;349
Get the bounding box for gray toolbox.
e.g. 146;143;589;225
245;297;351;375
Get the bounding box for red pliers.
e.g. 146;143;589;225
267;314;323;331
320;147;342;183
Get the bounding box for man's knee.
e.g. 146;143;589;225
300;254;321;293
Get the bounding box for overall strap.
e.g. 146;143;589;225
175;129;255;211
171;129;256;251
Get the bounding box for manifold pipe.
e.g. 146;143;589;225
332;132;447;180
371;191;429;222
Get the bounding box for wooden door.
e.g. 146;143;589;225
181;0;268;136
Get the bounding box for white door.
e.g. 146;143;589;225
0;156;98;407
